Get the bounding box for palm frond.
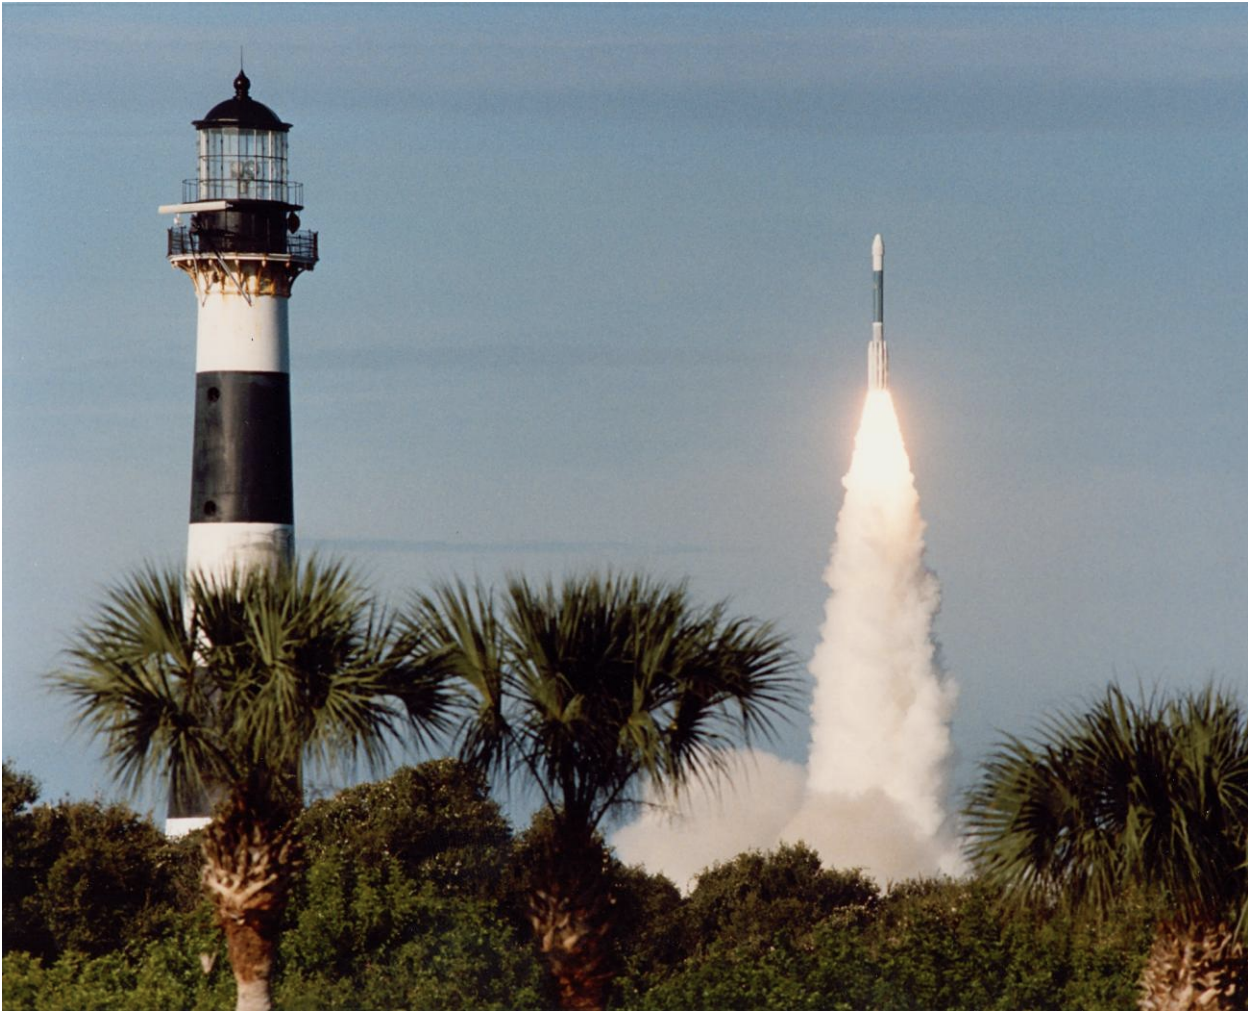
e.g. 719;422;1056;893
405;569;800;839
964;683;1248;936
51;558;448;809
402;580;510;777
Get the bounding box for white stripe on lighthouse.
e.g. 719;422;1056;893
186;522;294;582
195;293;290;374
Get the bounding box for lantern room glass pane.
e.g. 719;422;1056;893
196;128;289;201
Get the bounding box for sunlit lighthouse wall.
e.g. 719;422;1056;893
159;71;318;833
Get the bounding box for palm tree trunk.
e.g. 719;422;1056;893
222;917;277;1012
526;827;615;1011
202;793;298;1012
1139;918;1248;1011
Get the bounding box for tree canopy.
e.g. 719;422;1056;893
964;684;1248;1010
48;560;456;1012
404;572;800;1009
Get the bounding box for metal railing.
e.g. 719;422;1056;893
182;178;305;206
168;227;318;264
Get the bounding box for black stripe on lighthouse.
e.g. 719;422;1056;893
190;371;293;525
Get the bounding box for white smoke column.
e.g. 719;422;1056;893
781;389;961;882
613;390;962;887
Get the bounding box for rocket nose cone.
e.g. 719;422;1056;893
872;234;884;256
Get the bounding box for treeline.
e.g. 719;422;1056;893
12;562;1246;1008
3;759;1154;1011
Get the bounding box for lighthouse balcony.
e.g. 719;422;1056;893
183;177;304;207
168;226;319;267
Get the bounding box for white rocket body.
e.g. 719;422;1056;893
868;234;888;391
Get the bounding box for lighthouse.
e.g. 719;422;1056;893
159;70;318;832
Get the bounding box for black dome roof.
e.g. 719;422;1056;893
193;70;291;132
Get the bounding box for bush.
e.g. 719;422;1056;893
278;869;552;1009
298;760;512;898
623;873;1154;1010
1;908;232;1011
2;763;195;961
683;843;879;955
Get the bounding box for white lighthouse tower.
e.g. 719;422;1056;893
159;70;318;832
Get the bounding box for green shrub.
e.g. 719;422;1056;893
278;879;551;1009
1;908;231;1011
3;763;196;961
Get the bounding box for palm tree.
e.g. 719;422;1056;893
404;572;798;1010
964;684;1248;1011
53;559;453;1012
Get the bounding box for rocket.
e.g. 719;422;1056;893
868;233;888;391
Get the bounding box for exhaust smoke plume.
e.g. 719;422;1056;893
614;390;962;889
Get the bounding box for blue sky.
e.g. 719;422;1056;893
4;4;1247;818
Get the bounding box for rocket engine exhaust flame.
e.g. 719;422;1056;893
793;388;960;867
612;238;962;890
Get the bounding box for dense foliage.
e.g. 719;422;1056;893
964;684;1248;1009
965;685;1248;934
46;560;456;1011
3;763;201;962
17;591;1237;1012
405;572;798;1009
280;759;551;1008
3;759;1159;1011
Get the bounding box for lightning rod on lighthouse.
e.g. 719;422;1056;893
158;70;319;834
